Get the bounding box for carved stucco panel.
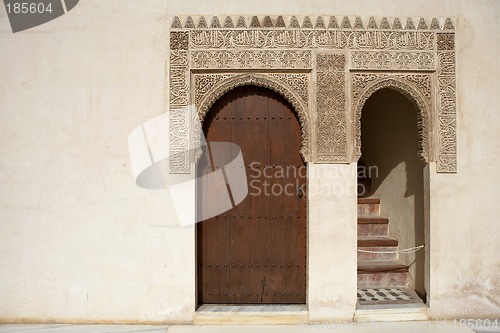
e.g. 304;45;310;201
169;15;457;173
316;53;347;163
169;42;190;173
190;50;312;69
189;30;435;50
351;51;435;70
436;51;457;173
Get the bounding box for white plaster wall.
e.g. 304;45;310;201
0;0;499;323
0;1;195;323
427;1;500;319
308;164;357;321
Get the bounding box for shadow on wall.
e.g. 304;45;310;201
360;88;426;298
360;88;424;199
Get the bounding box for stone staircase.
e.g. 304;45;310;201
357;198;409;288
355;180;426;319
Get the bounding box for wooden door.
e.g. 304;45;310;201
197;85;306;304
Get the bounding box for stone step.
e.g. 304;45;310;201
358;237;398;247
357;260;409;273
357;246;398;261
357;260;409;288
357;217;389;237
357;198;380;216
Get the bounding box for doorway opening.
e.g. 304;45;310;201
356;88;426;309
196;85;307;306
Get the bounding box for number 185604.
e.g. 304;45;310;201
6;2;53;14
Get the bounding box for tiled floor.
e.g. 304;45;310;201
0;325;168;333
0;323;483;333
357;287;424;306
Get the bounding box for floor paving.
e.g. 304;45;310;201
2;322;498;333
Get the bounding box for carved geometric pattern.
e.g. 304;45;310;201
223;16;234;28
352;74;432;162
276;16;286;28
198;16;208;29
351;51;435;70
303;16;313;28
289;16;300;28
211;16;221;28
316;53;347;163
430;18;440;30
444;18;454;30
237;16;246;28
405;18;416;30
171;16;182;29
185;16;195;29
169;15;457;173
392;18;402;29
190;50;312;69
354;17;364;29
352;73;432;103
194;74;234;107
380;17;390;29
418;18;428;30
250;16;261;28
263;16;273;28
328;17;339;28
437;51;457;172
171;15;452;32
170;31;188;50
315;16;326;29
437;33;455;51
341;16;352;29
367;17;378;29
194;73;311;160
267;73;309;105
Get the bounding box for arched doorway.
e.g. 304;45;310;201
358;88;426;302
196;85;307;305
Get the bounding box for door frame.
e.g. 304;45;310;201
168;14;457;321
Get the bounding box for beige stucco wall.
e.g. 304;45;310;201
0;0;499;323
308;164;357;321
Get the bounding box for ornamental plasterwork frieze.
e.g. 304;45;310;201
169;15;457;173
188;29;436;50
190;50;313;69
436;34;456;173
351;51;435;70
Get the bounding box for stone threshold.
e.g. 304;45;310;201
194;304;308;324
355;303;429;322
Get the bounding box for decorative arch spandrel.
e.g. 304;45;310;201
194;73;312;162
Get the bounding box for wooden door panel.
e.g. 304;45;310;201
197;86;306;304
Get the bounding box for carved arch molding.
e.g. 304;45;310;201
169;15;457;173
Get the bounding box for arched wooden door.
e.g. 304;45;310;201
197;85;307;304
